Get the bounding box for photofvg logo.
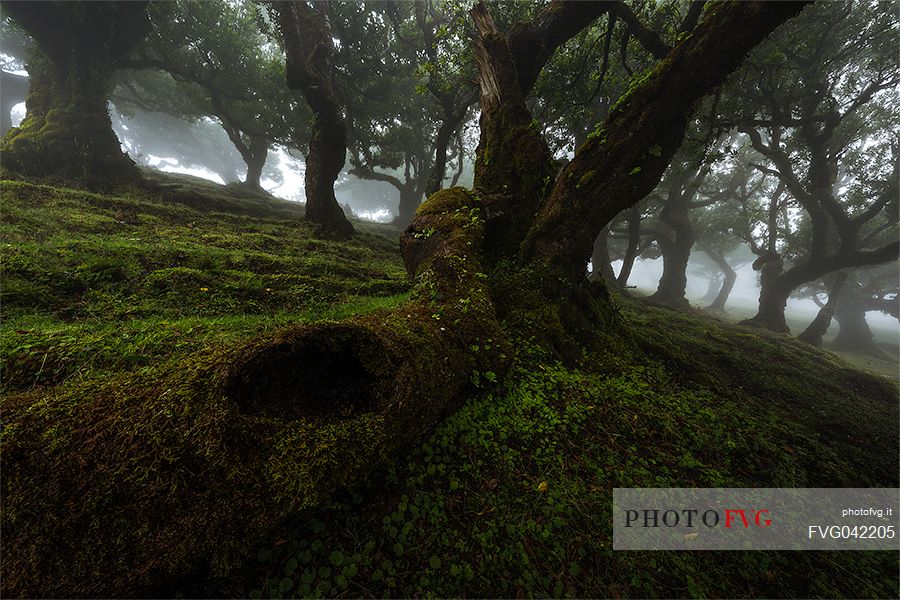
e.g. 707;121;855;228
613;488;900;550
624;507;771;529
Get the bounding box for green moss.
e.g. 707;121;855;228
576;169;597;189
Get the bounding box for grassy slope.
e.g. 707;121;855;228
1;178;408;393
1;179;897;599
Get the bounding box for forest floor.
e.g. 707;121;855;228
1;177;898;599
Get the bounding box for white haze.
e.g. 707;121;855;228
620;257;899;345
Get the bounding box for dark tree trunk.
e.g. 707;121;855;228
523;2;807;282
242;138;268;190
468;3;557;257
833;301;880;356
742;240;899;333
397;184;423;228
424;103;469;198
278;2;354;237
742;254;791;332
616;204;642;287
1;71;28;137
832;276;882;356
0;2;150;183
705;249;736;314
589;229;615;282
751;286;792;332
649;231;693;308
798;273;847;347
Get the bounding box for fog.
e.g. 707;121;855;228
621;256;899;345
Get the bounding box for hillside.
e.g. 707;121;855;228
1;179;897;598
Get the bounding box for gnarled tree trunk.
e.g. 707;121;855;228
278;1;354;237
0;1;150;183
705;248;737;314
797;273;847;346
650;230;693;307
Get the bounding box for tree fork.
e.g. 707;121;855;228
524;1;809;283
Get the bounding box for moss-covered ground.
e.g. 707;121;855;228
1;178;897;598
1;178;408;393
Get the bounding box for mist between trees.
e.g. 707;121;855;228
2;1;894;352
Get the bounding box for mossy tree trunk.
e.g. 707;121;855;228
0;1;150;183
278;1;354;238
0;2;811;596
522;2;807;283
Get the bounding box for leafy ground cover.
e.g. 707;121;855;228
245;302;898;599
1;178;896;598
